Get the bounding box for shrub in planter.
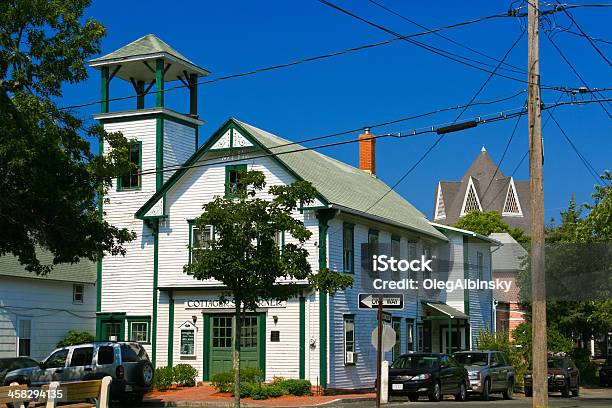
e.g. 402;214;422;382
270;376;285;387
281;379;312;396
211;371;234;393
174;364;198;387
238;382;253;398
153;367;174;390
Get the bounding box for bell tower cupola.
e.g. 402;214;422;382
90;34;210;191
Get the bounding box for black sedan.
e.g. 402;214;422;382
0;357;39;385
388;353;469;402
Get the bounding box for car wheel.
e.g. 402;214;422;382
571;379;579;397
524;387;532;397
428;381;442;402
481;378;490;401
455;381;467;401
136;360;154;387
408;393;419;402
561;381;570;398
502;378;514;400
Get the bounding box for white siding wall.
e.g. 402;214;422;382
163;120;196;183
0;277;96;360
101;119;157;318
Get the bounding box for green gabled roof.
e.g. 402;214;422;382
91;34;194;64
136;118;447;241
0;250;96;284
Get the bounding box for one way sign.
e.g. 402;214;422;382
358;293;404;310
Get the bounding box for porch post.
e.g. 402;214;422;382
447;318;452;354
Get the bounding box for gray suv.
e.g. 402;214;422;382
453;350;515;400
4;342;153;404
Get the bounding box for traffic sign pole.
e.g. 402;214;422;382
376;294;383;408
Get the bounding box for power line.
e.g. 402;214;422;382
130;89;529;176
554;0;612;67
546;110;609;186
59;10;517;112
367;0;527;74
546;32;612;118
564;29;612;45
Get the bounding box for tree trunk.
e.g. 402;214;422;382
233;298;242;408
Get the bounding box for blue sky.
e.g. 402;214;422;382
63;0;611;223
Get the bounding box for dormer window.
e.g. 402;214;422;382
118;141;142;190
460;177;482;216
502;178;523;216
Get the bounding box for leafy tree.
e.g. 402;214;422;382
57;330;95;347
517;178;612;347
512;322;574;366
184;170;352;407
0;0;135;274
455;210;530;244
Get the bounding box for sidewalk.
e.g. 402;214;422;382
143;385;375;407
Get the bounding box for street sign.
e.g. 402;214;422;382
358;293;404;309
381;311;392;324
371;325;396;352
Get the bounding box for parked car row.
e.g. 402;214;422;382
388;350;515;402
2;341;154;404
389;350;582;402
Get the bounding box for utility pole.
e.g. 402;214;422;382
528;2;548;408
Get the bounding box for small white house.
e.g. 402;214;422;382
90;34;497;392
0;252;97;360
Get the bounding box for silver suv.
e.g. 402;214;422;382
4;342;153;404
453;350;515;400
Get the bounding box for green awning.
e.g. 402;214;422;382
423;302;469;319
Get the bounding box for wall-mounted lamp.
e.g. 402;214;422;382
192;315;198;324
273;315;278;325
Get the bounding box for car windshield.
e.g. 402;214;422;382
547;359;565;369
392;355;439;369
454;353;488;366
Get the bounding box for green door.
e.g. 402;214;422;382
209;315;261;378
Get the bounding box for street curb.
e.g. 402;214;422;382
141;397;376;408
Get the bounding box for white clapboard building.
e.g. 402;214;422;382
91;34;497;392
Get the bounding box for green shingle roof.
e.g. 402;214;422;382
0;251;96;284
90;34;195;65
236;120;447;241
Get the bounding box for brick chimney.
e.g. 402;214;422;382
359;128;376;175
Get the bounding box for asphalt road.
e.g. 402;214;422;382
335;388;612;408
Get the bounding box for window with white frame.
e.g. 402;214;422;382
73;284;84;304
344;315;355;365
417;324;424;352
191;224;213;263
423;245;432;280
179;321;196;356
130;322;149;343
18;320;31;357
477;252;484;281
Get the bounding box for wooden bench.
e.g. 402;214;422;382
0;377;112;408
0;382;30;408
42;377;112;408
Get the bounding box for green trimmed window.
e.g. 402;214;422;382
368;229;379;246
118;141;142;190
343;223;354;273
225;164;247;197
343;314;355;365
407;241;417;279
128;316;151;344
477;252;484;281
423;245;432;280
406;318;414;352
391;236;401;279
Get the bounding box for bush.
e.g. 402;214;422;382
174;364;198;387
266;384;287;398
281;379;312;396
239;382;253;398
249;383;268;400
153;367;174;390
211;371;234;393
270;376;285;387
56;330;95;347
241;367;263;383
571;348;599;385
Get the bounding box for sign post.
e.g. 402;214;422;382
376;294;383;408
